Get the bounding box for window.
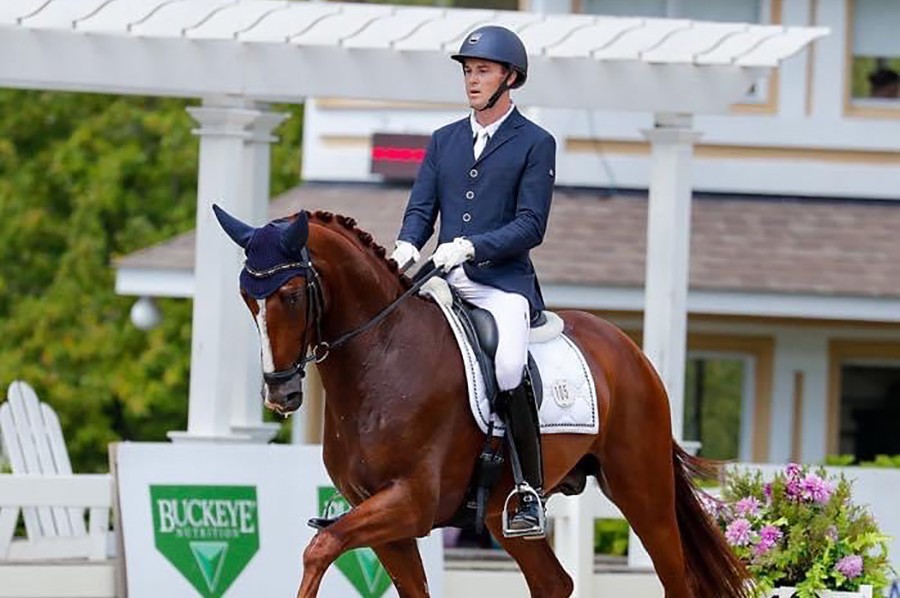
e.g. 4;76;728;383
683;352;756;461
680;0;762;23
836;362;900;461
581;0;761;23
580;0;770;104
849;0;900;103
582;0;666;17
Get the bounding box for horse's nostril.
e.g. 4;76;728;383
286;392;303;407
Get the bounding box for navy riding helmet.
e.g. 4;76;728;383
451;25;528;89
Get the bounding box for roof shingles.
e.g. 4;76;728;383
115;183;900;300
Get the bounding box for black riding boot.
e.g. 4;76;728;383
500;379;545;538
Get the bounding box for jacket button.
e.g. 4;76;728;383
469;168;478;178
462;213;471;222
465;191;475;200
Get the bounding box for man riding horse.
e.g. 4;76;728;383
213;28;752;594
390;25;557;538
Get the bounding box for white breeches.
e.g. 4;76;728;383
446;266;529;391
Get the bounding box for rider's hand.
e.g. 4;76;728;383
390;240;420;271
432;237;474;273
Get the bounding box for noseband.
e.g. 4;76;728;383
257;254;443;387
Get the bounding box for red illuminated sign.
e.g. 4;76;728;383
370;133;430;181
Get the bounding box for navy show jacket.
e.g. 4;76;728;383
398;107;556;313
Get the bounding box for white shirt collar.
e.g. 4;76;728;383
470;103;515;139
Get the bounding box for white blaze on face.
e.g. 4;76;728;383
256;299;275;373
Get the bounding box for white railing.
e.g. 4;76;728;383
0;474;113;562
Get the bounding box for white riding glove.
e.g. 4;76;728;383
390;240;420;271
432;237;475;273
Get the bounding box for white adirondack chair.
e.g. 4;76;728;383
0;381;113;563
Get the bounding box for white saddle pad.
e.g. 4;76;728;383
421;280;599;437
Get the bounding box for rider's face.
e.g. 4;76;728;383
463;59;513;110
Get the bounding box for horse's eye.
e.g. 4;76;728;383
282;292;302;308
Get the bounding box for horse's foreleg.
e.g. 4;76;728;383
372;538;430;597
485;513;574;598
296;482;435;598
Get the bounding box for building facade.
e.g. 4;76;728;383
296;0;900;465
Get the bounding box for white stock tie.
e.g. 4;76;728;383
473;130;489;160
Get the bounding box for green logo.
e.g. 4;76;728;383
151;485;259;597
318;487;391;598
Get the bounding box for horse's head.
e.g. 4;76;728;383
214;204;322;416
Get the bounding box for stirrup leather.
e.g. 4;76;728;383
501;483;546;539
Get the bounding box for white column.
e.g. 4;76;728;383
629;113;701;571
231;105;289;443
640;113;700;447
168;97;286;444
550;493;594;596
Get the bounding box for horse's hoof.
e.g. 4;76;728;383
307;516;342;531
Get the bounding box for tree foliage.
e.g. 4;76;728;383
0;90;302;472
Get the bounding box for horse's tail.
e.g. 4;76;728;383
672;443;752;598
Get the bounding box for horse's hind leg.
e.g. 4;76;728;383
598;432;691;597
372;539;430;598
485;514;574;598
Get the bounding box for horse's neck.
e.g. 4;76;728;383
310;226;403;338
309;224;448;418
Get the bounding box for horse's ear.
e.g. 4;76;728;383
213;204;255;249
281;211;309;257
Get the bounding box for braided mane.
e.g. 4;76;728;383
309;211;412;289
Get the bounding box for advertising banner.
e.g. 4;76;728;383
115;442;444;598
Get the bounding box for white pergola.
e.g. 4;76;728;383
1;0;825;448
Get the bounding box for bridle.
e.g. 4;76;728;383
254;249;442;387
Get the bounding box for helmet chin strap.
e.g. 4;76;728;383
476;70;514;112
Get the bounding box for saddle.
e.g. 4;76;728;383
444;289;546;533
449;293;544;412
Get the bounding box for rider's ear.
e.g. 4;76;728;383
213;204;255;248
281;211;309;257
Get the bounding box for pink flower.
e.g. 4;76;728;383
826;525;838;542
699;492;723;518
763;483;772;502
785;463;803;479
835;555;864;579
759;524;783;544
752;524;783;557
785;477;803;500
800;473;833;504
735;496;761;517
725;518;753;547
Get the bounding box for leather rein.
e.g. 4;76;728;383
259;252;441;386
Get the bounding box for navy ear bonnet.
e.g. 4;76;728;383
213;204;310;299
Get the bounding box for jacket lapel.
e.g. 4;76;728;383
473;107;524;166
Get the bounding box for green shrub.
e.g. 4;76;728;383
594;518;629;556
860;455;900;468
708;464;893;597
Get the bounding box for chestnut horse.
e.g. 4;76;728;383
214;206;750;598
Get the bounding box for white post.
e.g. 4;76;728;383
551;492;594;596
231;105;289;443
168;97;286;444
632;112;700;569
640;112;700;446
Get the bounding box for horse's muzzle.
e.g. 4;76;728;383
263;375;304;415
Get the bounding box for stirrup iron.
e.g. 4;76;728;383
501;483;546;539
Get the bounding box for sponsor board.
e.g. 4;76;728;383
116;443;443;597
150;485;259;597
